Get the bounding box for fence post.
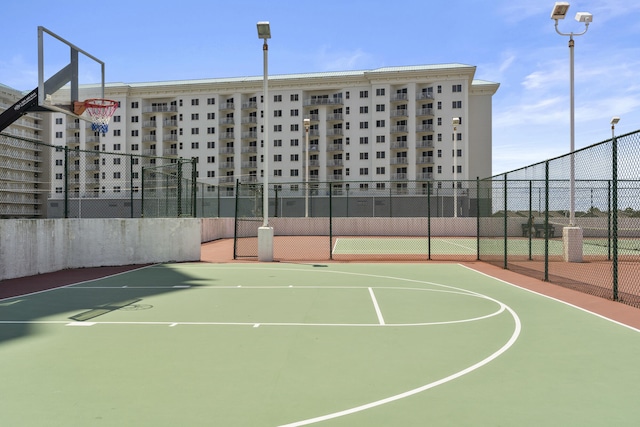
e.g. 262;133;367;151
141;165;145;217
176;159;183;217
63;146;69;218
233;180;240;259
503;174;508;269
612;135;619;300
544;161;549;282
129;154;134;218
329;182;333;260
192;157;197;218
427;181;432;260
476;177;480;261
528;180;533;260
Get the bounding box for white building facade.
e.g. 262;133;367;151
45;63;498;212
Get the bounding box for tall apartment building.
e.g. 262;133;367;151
43;63;498;212
0;84;48;218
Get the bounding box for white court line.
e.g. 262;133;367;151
440;238;475;252
368;287;385;325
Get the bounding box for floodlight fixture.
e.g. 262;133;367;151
611;116;620;126
551;2;570;20
575;12;593;23
257;21;271;40
452;117;460;126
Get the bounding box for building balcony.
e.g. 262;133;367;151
163;148;178;156
142;105;178;113
241;116;258;124
163;134;178;142
326;159;343;167
219;147;234;154
142;149;157;156
220;117;234;125
416;156;434;164
66;136;80;144
304;145;319;152
390;141;408;149
309;129;320;137
416;173;434;180
163;119;178;128
390;109;409;118
326;128;343;137
326;143;343;152
220;102;234;111
390;157;408;165
303;96;343;106
66;122;81;130
328;174;344;182
390;125;408;134
417;92;434;100
416;140;434;149
390;173;408;181
241;145;258;154
390;93;408;102
241;101;258;110
416;124;434;133
142;135;157;142
220;132;235;140
142;120;157;128
219;176;234;183
304;114;319;122
242;161;257;168
240;176;258;183
416;108;434;117
219;162;234;169
241;131;258;140
326;113;343;121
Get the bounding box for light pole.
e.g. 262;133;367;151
551;2;592;227
303;118;310;217
452;117;460;218
257;21;273;261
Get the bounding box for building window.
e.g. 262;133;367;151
274;110;282;117
359;168;369;175
376;135;385;143
131;101;139;108
273;95;282;102
207;127;215;134
113;130;121;137
437;149;442;157
55;131;63;138
112;115;121;122
207;156;215;163
113;143;121;150
131;116;139;123
290;94;299;101
376;104;385;112
376;88;385;96
360;152;369;160
290;169;299;177
452;101;462;109
290;109;298;116
191;128;199;135
207;112;215;119
192;113;199;120
131;130;138;137
274;124;282;132
274;154;282;162
437;85;442;93
291;154;299;161
274;139;282;147
207;98;215;105
274;169;282;176
114;172;121;179
359;122;368;129
55;118;63;124
207;141;215;148
437;165;442;174
207;171;216;177
376;120;385;128
452;84;462;92
191;142;199;149
290;139;299;146
360;106;368;114
376;151;385;159
376;167;385;174
359;90;369;98
192;99;199;106
113;158;121;165
359;137;368;144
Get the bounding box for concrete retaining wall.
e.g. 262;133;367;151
0;219;202;281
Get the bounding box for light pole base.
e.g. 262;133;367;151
258;226;274;262
563;226;583;263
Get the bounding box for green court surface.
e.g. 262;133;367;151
1;263;639;426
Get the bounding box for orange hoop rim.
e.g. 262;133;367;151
83;98;119;109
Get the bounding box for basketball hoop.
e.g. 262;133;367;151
80;98;118;135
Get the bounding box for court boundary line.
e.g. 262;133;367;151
460;263;640;333
368;287;385;325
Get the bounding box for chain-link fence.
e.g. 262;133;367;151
480;130;640;307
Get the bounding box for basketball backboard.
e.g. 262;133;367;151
36;26;106;121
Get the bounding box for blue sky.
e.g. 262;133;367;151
1;0;638;174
